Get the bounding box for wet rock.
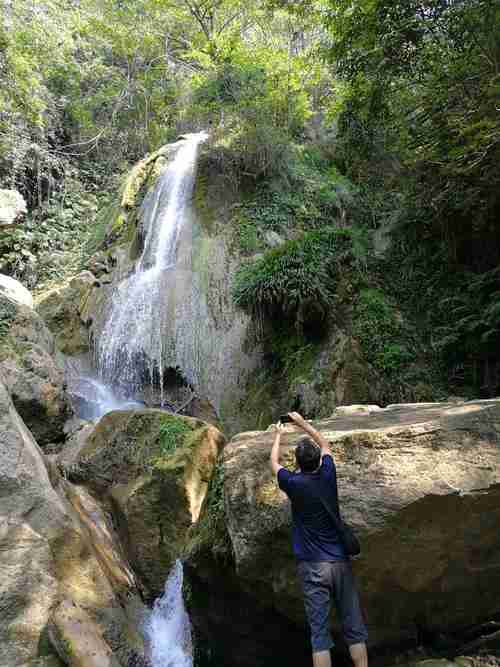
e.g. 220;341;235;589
0;188;27;226
59;409;225;596
0;291;73;446
190;400;500;660
36;271;97;355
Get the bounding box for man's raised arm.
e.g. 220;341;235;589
288;412;332;457
270;422;284;476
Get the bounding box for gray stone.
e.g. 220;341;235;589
0;292;73;446
36;271;96;355
0;189;27;227
263;230;285;247
0;274;33;308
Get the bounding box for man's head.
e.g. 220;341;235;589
295;436;321;473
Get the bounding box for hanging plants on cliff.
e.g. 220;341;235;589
233;227;352;330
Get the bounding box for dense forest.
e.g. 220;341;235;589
1;0;499;402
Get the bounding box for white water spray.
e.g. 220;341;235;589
145;560;193;667
95;132;208;401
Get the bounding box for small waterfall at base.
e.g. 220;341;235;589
145;560;193;667
95;132;208;403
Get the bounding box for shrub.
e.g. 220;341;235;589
233;227;351;328
353;288;413;374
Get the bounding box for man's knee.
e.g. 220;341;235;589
312;649;332;667
349;642;368;667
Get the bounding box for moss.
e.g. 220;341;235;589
75;411;200;482
121;160;150;210
192;236;214;295
148;418;201;473
193;174;215;234
184;459;233;563
0;295;17;337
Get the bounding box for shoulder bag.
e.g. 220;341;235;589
319;492;361;557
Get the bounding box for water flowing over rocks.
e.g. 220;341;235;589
187;399;500;665
83;136;262;431
0;288;72;446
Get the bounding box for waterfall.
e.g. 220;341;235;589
95;132;208;402
145;560;193;667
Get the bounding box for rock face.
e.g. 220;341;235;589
0;274;33;308
0;374;146;666
36;271;97;356
0;189;27;226
0;374;66;665
60;408;225;596
48;600;121;667
0;290;72;445
188;400;500;664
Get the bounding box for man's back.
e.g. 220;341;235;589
278;454;347;562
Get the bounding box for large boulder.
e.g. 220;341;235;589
36;272;97;355
0;373;148;666
0;291;73;446
0;189;27;227
0;374;67;665
189;400;500;662
60;409;225;596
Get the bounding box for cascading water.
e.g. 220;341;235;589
95;132;208;403
145;560;193;667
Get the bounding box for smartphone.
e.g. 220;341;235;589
279;414;293;423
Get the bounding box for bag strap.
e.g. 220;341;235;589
317;487;344;532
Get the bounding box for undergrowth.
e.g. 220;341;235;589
0;296;17;338
233;227;352;329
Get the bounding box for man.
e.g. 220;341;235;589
270;411;368;667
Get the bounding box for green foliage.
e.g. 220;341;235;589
157;417;194;457
0;177;103;290
353;288;413;375
233;227;351;327
186;33;326;180
0;297;17;338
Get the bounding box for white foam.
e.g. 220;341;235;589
145;560;193;667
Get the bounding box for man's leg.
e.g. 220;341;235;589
349;643;368;667
331;563;368;667
313;650;331;667
298;563;334;666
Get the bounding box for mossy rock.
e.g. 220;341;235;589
104;144;177;253
61;409;225;595
0;293;72;445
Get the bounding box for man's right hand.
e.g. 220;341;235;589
289;412;331;455
288;412;307;428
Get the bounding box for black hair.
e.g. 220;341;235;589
295;436;321;473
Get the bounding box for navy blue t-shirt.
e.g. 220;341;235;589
278;454;347;562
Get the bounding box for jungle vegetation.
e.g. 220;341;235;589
1;0;499;398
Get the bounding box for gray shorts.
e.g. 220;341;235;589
298;560;368;652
